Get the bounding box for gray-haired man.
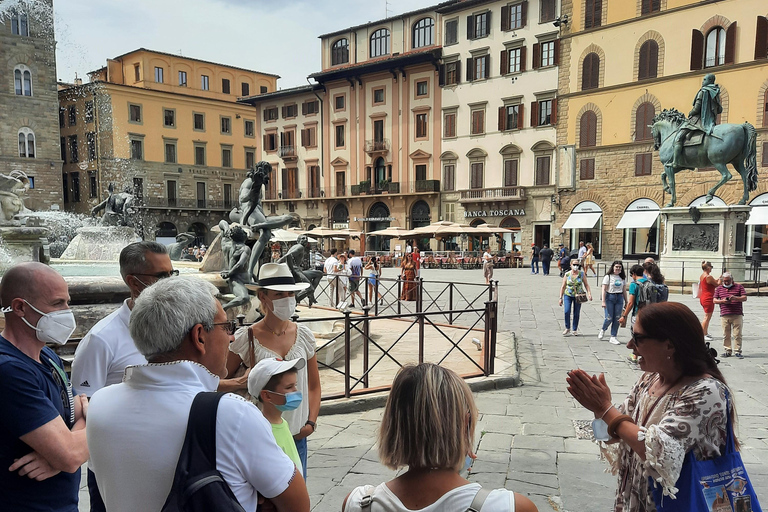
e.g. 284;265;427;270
86;277;309;511
71;241;176;510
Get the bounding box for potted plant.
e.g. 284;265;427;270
359;180;371;193
378;179;390;193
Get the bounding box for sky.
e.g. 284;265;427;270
53;0;438;88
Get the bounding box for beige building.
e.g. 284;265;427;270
555;0;768;261
0;1;64;211
239;84;324;230
58;49;278;244
437;0;560;253
309;6;445;252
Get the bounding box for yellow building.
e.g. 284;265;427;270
555;0;768;260
58;48;278;243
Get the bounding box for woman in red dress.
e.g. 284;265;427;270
400;253;417;301
699;260;720;342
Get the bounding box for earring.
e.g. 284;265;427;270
667;356;671;360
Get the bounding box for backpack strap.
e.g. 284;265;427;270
186;392;226;473
467;487;492;512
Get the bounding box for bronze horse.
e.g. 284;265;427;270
652;108;757;207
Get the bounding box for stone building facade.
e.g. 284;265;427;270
58;49;278;244
555;0;768;262
0;1;63;211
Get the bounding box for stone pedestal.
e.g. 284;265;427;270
59;226;141;261
0;225;50;272
659;206;749;282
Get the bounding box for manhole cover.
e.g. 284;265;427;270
572;419;595;441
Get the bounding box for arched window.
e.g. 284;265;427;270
18;128;35;158
370;28;390;58
331;38;349;66
11;13;29;36
410;200;431;229
412;18;434;48
635;102;655;141
581;53;600;90
638;40;659;80
579;111;597;147
14;66;32;96
584;0;602;29
704;27;726;68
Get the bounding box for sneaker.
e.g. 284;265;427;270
722;351;732;358
704;334;714;342
598;329;605;340
572;331;579;336
734;352;743;359
562;329;571;336
609;337;621;345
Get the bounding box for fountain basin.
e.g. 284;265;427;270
59;226;140;261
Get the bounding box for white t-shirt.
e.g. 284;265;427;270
344;483;516;512
578;246;587;259
483;251;493;263
602;274;626;294
87;361;296;512
229;323;316;435
324;256;339;280
71;300;147;396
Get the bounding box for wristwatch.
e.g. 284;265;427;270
305;420;316;432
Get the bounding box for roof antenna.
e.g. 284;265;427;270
385;0;391;18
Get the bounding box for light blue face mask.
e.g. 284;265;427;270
270;391;303;412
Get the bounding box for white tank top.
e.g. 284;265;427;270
344;482;516;512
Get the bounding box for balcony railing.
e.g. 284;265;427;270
413;179;440;193
364;139;390;153
262;187;325;201
139;198;233;210
459;186;526;203
278;145;296;158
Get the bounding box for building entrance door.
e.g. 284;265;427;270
534;225;550;249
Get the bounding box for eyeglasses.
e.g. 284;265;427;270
214;320;238;335
133;270;180;280
629;329;654;345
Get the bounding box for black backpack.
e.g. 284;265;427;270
161;392;246;512
637;280;669;309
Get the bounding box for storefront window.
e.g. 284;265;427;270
746;193;768;259
500;217;521;254
563;201;603;257
617;198;660;258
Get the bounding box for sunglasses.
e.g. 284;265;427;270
214;320;238;335
133;270;180;280
629;329;654;345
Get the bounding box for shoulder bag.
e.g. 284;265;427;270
359;486;492;512
650;391;762;512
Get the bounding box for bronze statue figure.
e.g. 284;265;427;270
167;232;196;261
652;75;757;207
277;234;324;306
228;161;292;281
219;220;252;310
91;184;136;226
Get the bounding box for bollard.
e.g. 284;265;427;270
448;282;454;325
397;277;402;315
343;309;351;398
362;305;370;388
417;281;424;364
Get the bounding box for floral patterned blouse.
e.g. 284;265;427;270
599;372;730;512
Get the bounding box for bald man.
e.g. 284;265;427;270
0;263;88;512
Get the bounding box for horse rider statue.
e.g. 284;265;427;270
672;73;722;168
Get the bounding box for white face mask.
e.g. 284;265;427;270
19;300;77;346
269;296;296;322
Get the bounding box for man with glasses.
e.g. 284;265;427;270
71;241;176;510
87;277;309;511
0;262;88;511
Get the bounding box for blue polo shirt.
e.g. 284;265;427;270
0;335;80;512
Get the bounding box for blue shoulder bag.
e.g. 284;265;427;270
650;392;762;512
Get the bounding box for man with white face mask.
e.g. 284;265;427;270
220;263;321;480
0;262;88;512
713;272;747;358
71;241;177;511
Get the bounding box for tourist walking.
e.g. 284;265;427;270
568;302;741;512
482;246;494;284
323;248;340;307
598;261;627;345
365;256;383;304
347;249;363;307
539;244;554;276
530;243;540;274
342;363;538;512
583;242;597;276
713;272;747;358
559;260;592;336
577;241;587;263
88;276;309;511
400;253;417;301
698;261;720;341
558;246;570;277
336;252;350;306
220;263;321;478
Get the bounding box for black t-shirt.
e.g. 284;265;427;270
531;246;540;258
540;248;554;262
0;336;79;512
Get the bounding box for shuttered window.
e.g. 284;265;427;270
443;164;455;191
504;159;518;186
535;156;551;185
635;153;653;176
581;52;600;90
444;113;456;138
471;109;485;135
470;162;484;189
579;158;595;180
641;0;660;14
638;40;659;80
635;103;655;141
584;0;602;29
579;111;597;148
756;16;768;60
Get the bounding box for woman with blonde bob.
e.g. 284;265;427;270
342;363;537;512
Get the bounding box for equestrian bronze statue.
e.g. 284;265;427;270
652;74;757;207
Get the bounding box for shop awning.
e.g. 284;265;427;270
562;212;602;229
746;207;768;226
616;210;660;229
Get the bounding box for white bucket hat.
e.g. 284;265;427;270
246;262;310;292
248;357;306;397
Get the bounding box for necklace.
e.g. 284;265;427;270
263;321;287;337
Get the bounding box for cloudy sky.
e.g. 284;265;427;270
54;0;437;88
